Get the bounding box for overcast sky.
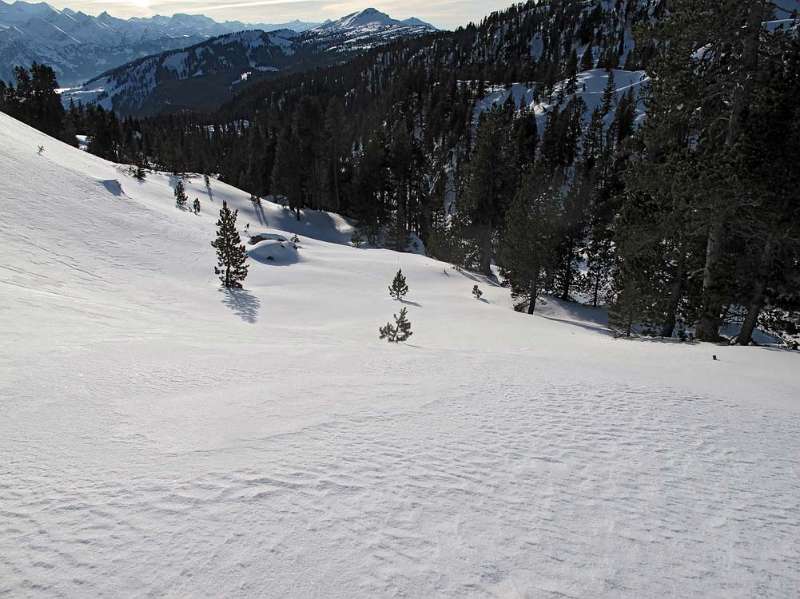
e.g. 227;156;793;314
43;0;514;29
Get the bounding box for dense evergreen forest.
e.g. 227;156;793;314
2;0;798;345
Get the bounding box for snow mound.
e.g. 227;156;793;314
248;238;300;266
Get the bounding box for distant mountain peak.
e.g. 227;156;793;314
315;7;435;32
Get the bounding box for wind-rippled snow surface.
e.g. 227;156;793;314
3;372;799;597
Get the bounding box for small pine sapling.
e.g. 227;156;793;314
472;285;483;300
134;163;146;181
174;180;188;209
388;269;409;301
193;198;201;214
379;307;413;343
37;145;45;155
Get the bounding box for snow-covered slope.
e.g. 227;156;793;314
2;112;800;597
475;68;649;131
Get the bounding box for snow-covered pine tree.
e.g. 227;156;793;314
211;201;249;289
379;307;413;343
174;180;188;209
388;269;409;300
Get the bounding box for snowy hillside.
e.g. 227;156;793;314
475;69;649;131
1;112;800;597
67;29;301;114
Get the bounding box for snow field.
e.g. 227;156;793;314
1;112;799;597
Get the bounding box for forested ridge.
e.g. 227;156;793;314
2;0;798;345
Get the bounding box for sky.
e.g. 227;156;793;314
40;0;515;29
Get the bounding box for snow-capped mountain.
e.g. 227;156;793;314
305;7;436;52
0;0;318;85
314;8;434;32
63;7;438;116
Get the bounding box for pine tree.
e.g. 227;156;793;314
462;109;513;274
351;229;365;248
600;70;616;117
388;269;409;300
211;201;249;288
499;175;559;314
565;49;579;94
379;307;413;343
580;43;594;71
174;180;188;209
472;285;483;300
134;161;146;182
193;198;201;214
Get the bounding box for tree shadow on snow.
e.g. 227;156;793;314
400;299;422;308
539;314;614;337
220;288;260;324
454;268;503;288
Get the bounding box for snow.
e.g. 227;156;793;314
2;111;800;597
475;69;649;132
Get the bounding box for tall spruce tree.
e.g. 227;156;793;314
463;108;513;274
499;175;559;314
211;201;249;288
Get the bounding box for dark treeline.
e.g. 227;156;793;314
2;0;798;344
0;63;150;165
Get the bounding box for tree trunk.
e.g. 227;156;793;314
332;158;340;211
696;219;725;341
527;274;539;315
737;238;774;346
561;242;573;301
660;262;685;338
593;274;600;308
478;224;492;276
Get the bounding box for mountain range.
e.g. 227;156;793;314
0;0;319;85
62;8;438;116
